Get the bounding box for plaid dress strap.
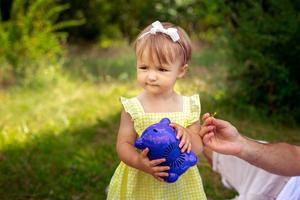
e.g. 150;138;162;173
120;97;144;120
185;94;201;126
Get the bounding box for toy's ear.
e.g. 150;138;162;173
160;118;171;125
165;173;179;183
134;138;145;150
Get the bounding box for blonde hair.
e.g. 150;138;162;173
134;22;192;67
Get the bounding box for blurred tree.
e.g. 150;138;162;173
224;0;300;122
0;0;83;85
56;0;226;44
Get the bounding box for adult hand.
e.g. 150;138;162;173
199;113;244;156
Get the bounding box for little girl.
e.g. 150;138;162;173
107;21;207;200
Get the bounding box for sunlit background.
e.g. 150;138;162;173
0;0;299;199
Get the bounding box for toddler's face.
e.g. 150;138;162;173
136;47;186;96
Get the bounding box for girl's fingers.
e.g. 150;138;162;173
154;172;169;177
154;176;164;182
170;123;183;139
176;129;183;140
179;132;186;148
154;165;170;172
181;141;189;153
150;158;167;166
169;123;180;130
140;148;149;157
170;122;192;153
187;142;192;153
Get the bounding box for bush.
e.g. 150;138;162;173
224;0;300;122
57;0;226;43
0;0;83;85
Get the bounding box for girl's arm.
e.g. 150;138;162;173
116;110;170;181
116;110;140;166
187;120;203;155
170;121;203;155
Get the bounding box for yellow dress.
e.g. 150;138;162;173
107;94;207;200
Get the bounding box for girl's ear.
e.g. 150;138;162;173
177;64;188;78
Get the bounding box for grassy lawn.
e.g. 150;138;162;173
0;45;299;199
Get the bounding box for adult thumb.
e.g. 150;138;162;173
214;118;230;129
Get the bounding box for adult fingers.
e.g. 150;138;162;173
203;117;214;126
199;125;215;137
214;118;231;129
203;132;214;146
202;113;210;121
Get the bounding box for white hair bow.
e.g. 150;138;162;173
139;21;180;42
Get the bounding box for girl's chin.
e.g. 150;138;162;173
144;88;162;95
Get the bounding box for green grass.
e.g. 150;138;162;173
0;45;299;199
0;80;127;199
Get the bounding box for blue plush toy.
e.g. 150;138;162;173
134;118;198;183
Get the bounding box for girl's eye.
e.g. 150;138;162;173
159;68;168;72
138;66;148;70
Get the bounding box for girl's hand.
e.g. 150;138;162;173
137;148;170;182
170;123;192;153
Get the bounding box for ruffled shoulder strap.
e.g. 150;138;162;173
186;94;201;126
120;97;142;120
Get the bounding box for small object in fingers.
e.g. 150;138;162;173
211;112;217;117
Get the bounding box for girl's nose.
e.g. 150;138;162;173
148;70;157;81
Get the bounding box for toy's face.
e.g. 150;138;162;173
135;118;176;149
134;118;198;183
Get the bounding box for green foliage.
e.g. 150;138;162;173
57;0;226;43
0;0;84;85
224;0;300;122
